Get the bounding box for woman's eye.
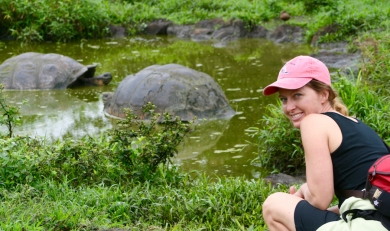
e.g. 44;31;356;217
280;98;287;103
294;93;302;98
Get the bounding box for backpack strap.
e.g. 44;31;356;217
342;209;377;222
335;189;365;199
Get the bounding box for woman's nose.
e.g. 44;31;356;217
285;100;296;111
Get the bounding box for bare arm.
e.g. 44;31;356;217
298;114;337;210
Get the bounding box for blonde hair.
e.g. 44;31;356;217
306;80;349;116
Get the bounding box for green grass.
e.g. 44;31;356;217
0;174;281;230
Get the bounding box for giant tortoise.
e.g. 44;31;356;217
103;64;235;121
0;52;112;90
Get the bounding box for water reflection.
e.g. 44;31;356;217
0;36;313;178
4;89;112;139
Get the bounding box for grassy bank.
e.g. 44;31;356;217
0;175;281;230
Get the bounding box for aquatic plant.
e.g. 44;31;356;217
0;84;23;138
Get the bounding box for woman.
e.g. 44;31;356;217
261;55;388;231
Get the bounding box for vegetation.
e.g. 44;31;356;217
0;0;389;44
0;87;282;230
0;0;390;230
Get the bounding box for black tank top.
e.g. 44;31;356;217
323;112;388;206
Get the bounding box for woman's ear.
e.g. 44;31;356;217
321;90;330;103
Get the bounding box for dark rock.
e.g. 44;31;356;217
143;20;173;35
191;28;214;41
310;42;362;77
311;51;362;76
264;173;306;186
108;25;127;38
190;18;247;42
269;24;304;43
195;18;228;29
248;25;270;38
167;24;195;39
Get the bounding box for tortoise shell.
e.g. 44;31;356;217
103;64;235;121
0;52;109;90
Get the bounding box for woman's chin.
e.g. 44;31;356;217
290;120;301;129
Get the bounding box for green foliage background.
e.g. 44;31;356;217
0;0;389;43
252;72;390;174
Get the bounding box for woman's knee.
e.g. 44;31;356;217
263;192;301;230
263;192;287;216
263;192;302;218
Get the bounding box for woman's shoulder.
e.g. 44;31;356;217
321;112;359;123
301;113;343;153
302;113;336;125
300;113;340;133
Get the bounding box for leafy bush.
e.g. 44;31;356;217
249;104;303;175
336;74;390;142
109;102;195;182
0;100;195;189
300;0;337;13
0;0;111;42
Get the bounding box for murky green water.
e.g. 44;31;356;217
0;36;312;178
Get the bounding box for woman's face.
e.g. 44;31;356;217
278;85;327;128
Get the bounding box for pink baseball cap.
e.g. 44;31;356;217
263;55;331;96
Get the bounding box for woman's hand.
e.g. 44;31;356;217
290;185;305;199
327;205;340;215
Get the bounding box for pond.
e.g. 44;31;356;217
0;36;313;179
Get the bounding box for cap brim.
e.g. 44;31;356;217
263;77;312;96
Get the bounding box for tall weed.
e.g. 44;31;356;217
336;73;390;142
353;32;390;88
0;85;23;138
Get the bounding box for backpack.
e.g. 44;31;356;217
362;154;390;217
337;140;390;219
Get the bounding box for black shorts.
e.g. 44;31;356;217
294;200;390;231
294;200;340;231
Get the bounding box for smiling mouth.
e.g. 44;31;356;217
291;113;303;120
